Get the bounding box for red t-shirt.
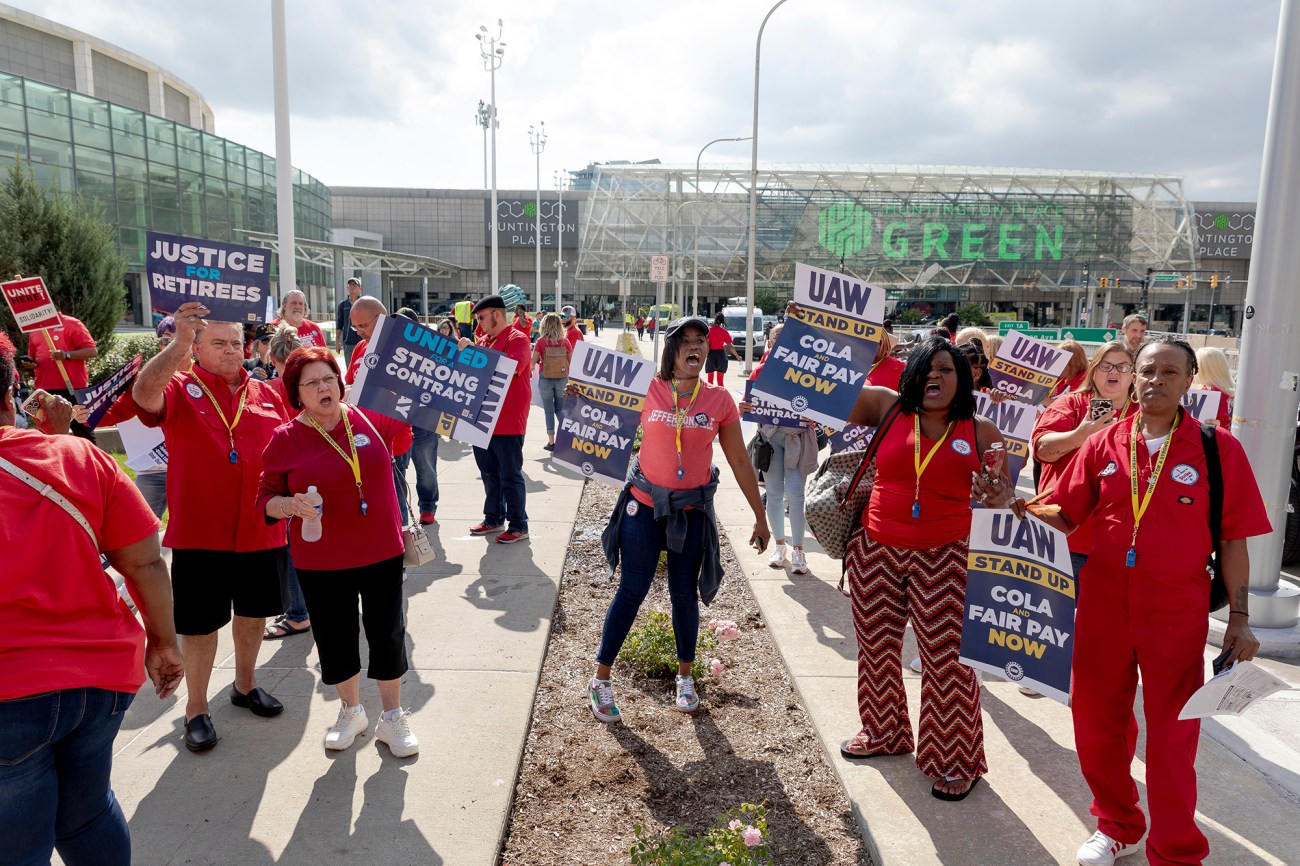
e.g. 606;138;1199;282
345;339;368;386
867;355;905;391
866;415;980;548
566;324;584;345
632;378;739;506
1051;412;1271;572
480;326;533;436
514;316;532;336
136;365;289;551
1032;391;1137;554
0;428;159;700
30;314;95;390
533;336;573;377
257;404;405;571
1050;370;1087;398
1203;385;1234;429
272;317;325;348
708;325;733;351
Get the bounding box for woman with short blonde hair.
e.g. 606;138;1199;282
1193;346;1235;428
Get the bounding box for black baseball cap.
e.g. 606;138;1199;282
664;316;709;338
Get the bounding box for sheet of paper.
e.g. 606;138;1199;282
1177;661;1292;720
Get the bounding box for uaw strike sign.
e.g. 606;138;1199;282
829;424;874;454
740;380;804;428
1;276;61;333
988;330;1070;406
960;510;1076;704
351;314;517;448
554;342;655;487
146;231;271;323
750;263;884;429
973;391;1036;484
1181;387;1223;423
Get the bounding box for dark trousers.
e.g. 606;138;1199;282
49;388;96;442
297;554;408;685
472;434;527;531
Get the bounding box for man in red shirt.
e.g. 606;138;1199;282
132;301;290;753
512;304;533;340
21;312;98;440
462;294;532;543
562;305;584;345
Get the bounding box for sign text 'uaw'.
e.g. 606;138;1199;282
988;329;1070;406
553;341;654;487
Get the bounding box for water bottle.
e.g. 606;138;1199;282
301;486;323;542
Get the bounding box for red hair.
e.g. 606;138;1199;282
281;346;342;411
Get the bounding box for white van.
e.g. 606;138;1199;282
720;302;766;362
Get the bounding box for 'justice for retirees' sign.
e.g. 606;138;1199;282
146;231;271;323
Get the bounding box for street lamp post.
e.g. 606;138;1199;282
555;170;566;314
476;20;506;292
529;122;547;313
475;101;492;189
745;0;792;374
695;136;751;317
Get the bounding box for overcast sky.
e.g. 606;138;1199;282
23;0;1284;201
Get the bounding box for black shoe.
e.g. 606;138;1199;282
230;686;285;718
184;714;218;752
543;442;555;451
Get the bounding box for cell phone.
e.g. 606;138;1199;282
982;442;1004;478
19;389;45;422
1089;398;1113;421
1212;646;1234;676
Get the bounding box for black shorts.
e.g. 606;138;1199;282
705;348;729;373
296;554;408;685
170;547;289;636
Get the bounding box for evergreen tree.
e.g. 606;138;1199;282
0;158;126;353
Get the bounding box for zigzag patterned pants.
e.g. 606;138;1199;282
845;526;988;780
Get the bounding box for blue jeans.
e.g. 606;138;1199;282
133;470;168;520
472;434;527;531
596;501;705;666
764;435;808;547
538;376;567;437
282;556;309;622
411;427;440;515
0;688;135;866
391;452;411;526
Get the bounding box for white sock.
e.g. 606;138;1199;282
380;707;404;722
342;703;364;715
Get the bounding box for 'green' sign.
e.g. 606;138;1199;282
1060;327;1118;343
1023;328;1061;340
999;320;1030;333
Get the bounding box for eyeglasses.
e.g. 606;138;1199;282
1097;362;1133;374
299;374;339;390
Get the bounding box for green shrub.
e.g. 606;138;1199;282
88;333;162;385
618;610;715;680
630;802;769;865
897;308;924;325
956;303;991;327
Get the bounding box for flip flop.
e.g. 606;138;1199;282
931;775;982;802
263;618;310;640
839;738;911;761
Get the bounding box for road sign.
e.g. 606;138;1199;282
998;320;1030;334
649;255;669;283
1059;327;1119;343
1023;328;1061;340
1152;274;1179;282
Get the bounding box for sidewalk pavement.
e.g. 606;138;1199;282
82;326;630;866
712;422;1300;866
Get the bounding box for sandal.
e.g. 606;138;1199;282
263;617;310;640
839;734;911;761
931;775;982;801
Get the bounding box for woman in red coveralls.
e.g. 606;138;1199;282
838;336;1012;802
1013;335;1269;866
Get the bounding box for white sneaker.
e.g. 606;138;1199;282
790;548;808;574
674;674;700;713
768;543;788;569
910;656;923;673
375;708;419;758
1077;830;1140;866
324;704;368;751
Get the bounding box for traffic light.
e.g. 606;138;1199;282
1177;277;1186;289
1210;274;1219;289
1100;278;1108;288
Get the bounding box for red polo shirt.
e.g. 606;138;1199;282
566;324;584;345
136;364;289;551
345;339;368;385
272;317;325;349
480;325;532;436
30;314;95;390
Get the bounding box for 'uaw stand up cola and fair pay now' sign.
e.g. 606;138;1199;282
960;510;1076;704
988;329;1070;406
553;341;655;487
750;263;885;430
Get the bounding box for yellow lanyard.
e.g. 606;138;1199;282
190;372;247;464
912;414;955;518
303;408;368;516
1126;411;1181;567
671;377;702;480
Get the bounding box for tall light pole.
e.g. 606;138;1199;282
695;135;750;317
475;100;492;189
528;123;547;313
554;170;567;314
270;0;296;299
744;0;792;374
476;20;505;292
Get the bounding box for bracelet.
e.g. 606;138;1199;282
1229;609;1250;618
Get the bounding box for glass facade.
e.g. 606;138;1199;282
0;70;331;321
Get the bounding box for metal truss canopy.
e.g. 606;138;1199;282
574;164;1197;293
242;231;463;279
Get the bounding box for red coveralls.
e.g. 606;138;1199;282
1052;413;1270;866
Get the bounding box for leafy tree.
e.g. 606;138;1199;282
956;303;991;327
0;158;126;353
897;308;924;325
753;288;781;315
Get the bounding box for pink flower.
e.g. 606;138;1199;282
711;659;726;677
707;619;720;629
720;862;733;866
721;626;741;642
742;826;762;847
728;819;742;831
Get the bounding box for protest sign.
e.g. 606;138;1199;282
1181;388;1222;423
145;232;271;323
1;276;60;333
959;510;1075;704
972;391;1036;484
750;263;884;429
351;314;518;448
553;341;654;487
74;354;142;429
117;417;168;472
829;424;875;454
988;330;1070;406
740;379;804;428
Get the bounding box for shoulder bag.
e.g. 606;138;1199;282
352;408;436;567
1200;423;1228;611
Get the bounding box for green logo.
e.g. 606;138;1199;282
818;202;871;258
524;201;537;218
1213;214;1229;229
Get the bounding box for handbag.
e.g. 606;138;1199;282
356;407;437;569
1200;423;1228;611
748;430;773;474
803;399;902;561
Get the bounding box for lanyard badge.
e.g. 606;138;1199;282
304;407;368;516
1126;412;1181;567
912;414;955;518
671;377;702;480
190;372;247;463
